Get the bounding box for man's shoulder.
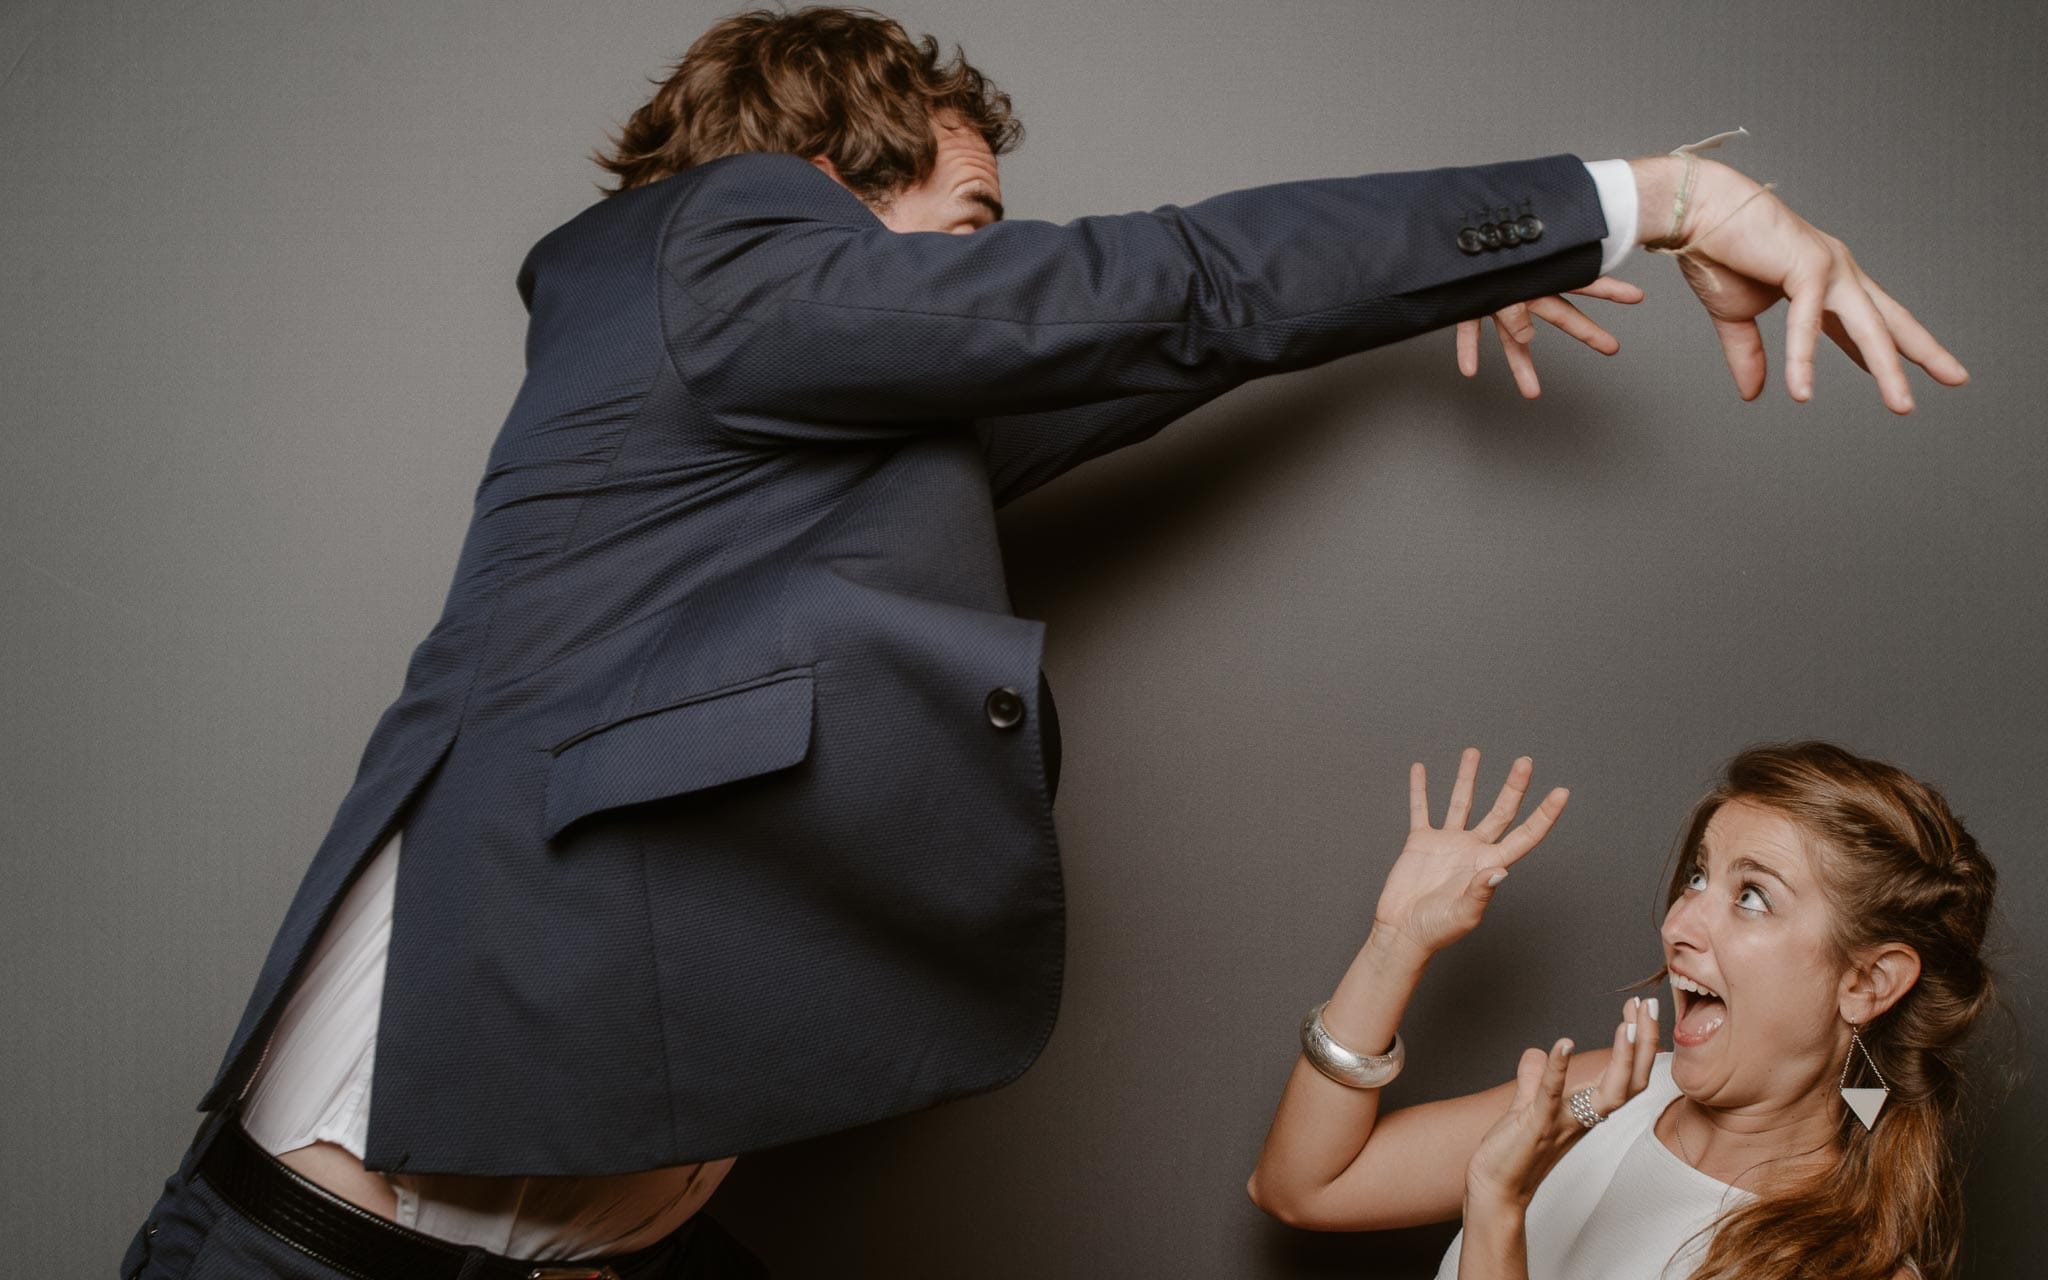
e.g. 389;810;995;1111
660;150;877;228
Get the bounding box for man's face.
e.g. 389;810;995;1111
811;113;1004;235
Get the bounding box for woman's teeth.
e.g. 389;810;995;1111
1671;973;1721;999
1671;974;1727;1046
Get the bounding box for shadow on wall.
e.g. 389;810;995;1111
998;341;1653;617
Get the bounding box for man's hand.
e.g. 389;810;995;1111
1454;278;1646;399
1632;153;1968;414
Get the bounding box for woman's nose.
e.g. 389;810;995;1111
1661;893;1704;951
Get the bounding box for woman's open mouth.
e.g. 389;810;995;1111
1670;971;1726;1047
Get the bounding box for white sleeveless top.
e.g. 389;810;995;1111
1434;1053;1755;1280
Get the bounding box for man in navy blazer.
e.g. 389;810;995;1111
128;7;1967;1277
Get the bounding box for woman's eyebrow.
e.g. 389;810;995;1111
1731;855;1795;893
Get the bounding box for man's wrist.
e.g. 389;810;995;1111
1628;154;1685;247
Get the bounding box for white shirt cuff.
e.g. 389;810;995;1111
1583;158;1638;276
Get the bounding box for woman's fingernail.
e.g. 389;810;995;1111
1626;1022;1637;1044
1559;1039;1574;1056
1486;870;1509;887
1628;997;1640;1017
1647;998;1660;1021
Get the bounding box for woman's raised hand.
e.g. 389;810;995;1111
1369;748;1568;966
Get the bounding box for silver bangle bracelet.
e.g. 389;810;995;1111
1300;1001;1405;1089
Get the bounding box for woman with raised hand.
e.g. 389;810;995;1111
1247;742;2000;1280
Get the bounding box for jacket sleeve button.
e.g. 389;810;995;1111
1456;227;1486;255
985;686;1026;730
1514;214;1544;243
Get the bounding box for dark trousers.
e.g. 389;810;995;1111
122;1109;766;1279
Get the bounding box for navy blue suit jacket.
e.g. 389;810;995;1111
201;149;1608;1175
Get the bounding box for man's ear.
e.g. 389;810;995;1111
1839;943;1923;1025
807;154;850;191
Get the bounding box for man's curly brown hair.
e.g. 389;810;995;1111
592;6;1023;204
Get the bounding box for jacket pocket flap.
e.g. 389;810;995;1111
543;669;813;841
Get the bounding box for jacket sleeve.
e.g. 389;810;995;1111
974;387;1224;508
659;150;1607;446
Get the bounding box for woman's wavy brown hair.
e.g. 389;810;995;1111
1657;741;2004;1280
592;5;1022;203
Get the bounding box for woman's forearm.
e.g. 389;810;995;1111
1456;1194;1532;1280
1246;927;1431;1223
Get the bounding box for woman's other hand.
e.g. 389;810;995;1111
1464;997;1661;1212
1369;748;1568;966
1453;277;1645;398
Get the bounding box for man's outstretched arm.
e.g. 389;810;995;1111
661;150;1610;444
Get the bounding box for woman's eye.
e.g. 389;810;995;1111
1685;868;1708;892
1736;885;1770;913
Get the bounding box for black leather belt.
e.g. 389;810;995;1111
196;1115;691;1280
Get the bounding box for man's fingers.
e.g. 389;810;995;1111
1494;320;1542;399
1820;313;1871;374
1784;271;1826;402
1711;314;1768;401
1830;277;1915;414
1856;270;1968;386
1472;754;1533;842
1457;319;1480;377
1497;301;1536;345
1498;786;1569;862
1443;747;1481;828
1565;275;1646;304
1528;296;1620;356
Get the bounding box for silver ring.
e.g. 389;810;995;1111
1567;1085;1606;1128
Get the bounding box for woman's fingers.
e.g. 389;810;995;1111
1443;747;1481;829
1457;319;1481;377
1513;1046;1549;1108
1596;1002;1638;1109
1528;295;1620;355
1408;761;1431;831
1471;755;1533;842
1631;997;1659;1093
1542;1039;1574;1114
1497;786;1569;863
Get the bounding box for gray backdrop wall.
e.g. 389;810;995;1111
3;0;2041;1274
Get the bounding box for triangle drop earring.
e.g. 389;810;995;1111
1839;1023;1890;1131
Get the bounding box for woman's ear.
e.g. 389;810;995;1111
1839;943;1923;1025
